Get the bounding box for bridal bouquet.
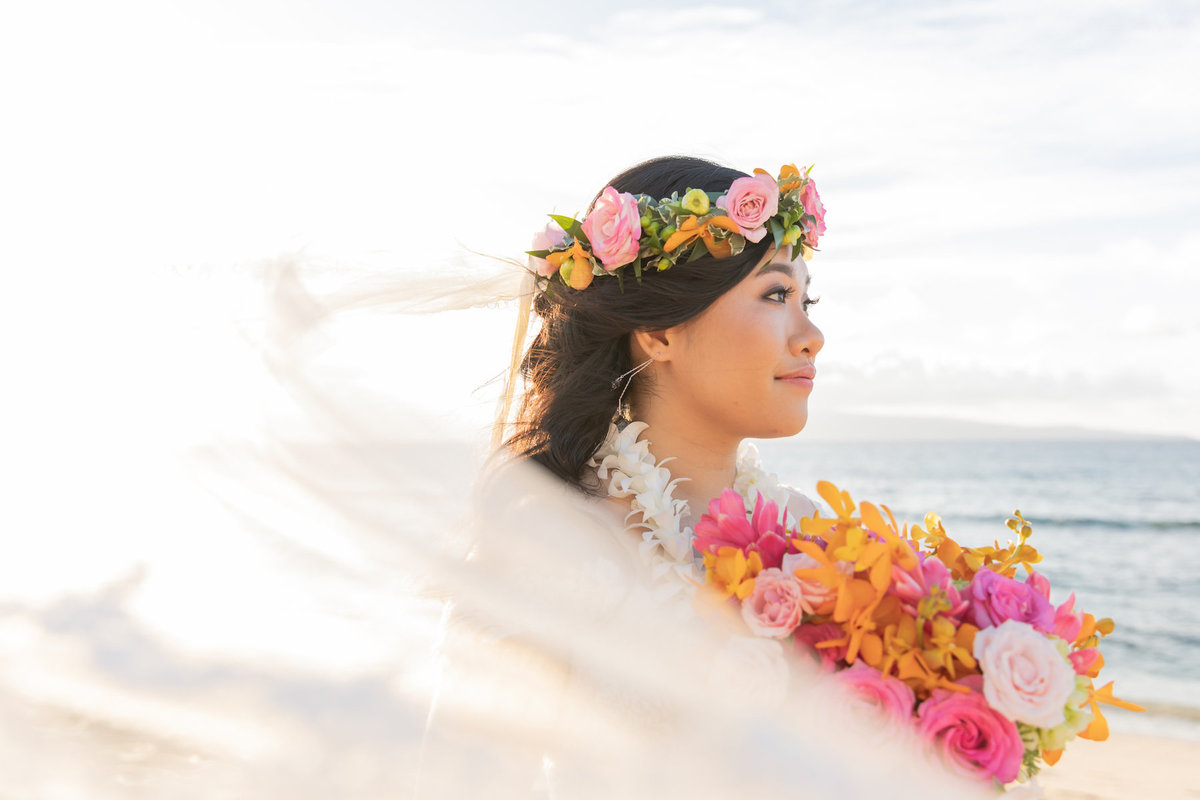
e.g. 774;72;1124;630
694;481;1142;788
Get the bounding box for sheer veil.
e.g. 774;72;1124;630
0;254;992;799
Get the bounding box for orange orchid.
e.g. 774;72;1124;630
1078;681;1145;741
777;163;804;192
545;239;595;290
878;614;918;678
662;214;742;258
817;480;859;522
922;616;978;679
702;546;763;601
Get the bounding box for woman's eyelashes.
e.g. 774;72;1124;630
764;285;796;304
763;286;818;312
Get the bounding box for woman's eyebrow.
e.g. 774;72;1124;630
757;262;794;278
757;263;811;287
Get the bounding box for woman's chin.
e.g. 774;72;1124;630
749;411;809;439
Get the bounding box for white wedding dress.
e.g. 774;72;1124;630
0;257;992;799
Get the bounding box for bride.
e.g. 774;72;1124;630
492;155;824;593
435;156;995;799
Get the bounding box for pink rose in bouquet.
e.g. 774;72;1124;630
782;551;847;615
716;174;778;243
693;490;789;569
528;221;570;277
835;661;916;726
741;568;806;638
916;685;1024;784
974;620;1077;729
581;186;641;269
969;568;1054;633
792;622;848;670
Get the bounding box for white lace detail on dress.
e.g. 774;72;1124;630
586;420;798;593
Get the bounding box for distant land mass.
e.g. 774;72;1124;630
799;413;1195;443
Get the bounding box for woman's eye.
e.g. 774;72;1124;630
803;295;820;312
765;286;796;303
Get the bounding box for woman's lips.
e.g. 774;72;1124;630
776;366;816;390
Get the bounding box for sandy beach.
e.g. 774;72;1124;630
1039;730;1200;800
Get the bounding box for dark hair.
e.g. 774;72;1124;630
501;155;774;490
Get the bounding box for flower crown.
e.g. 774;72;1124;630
527;164;826;290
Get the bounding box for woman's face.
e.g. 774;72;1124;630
642;246;824;441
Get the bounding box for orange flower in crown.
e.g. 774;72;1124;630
527;164;826;290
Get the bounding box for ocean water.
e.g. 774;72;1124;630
753;438;1200;740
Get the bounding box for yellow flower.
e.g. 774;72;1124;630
703;546;763;600
546;240;595;289
680;188;710;216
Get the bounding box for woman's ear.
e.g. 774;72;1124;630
631;328;674;362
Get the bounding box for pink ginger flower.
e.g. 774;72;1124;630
693;489;789;569
792;622;849;671
889;552;969;624
1026;570;1084;641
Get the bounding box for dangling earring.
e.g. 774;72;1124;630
612;356;655;409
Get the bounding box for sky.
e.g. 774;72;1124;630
2;0;1199;448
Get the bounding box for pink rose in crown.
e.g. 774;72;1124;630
799;179;826;247
973;620;1076;729
581;186;641;269
741;568;806;638
916;685;1024;784
528;221;570;277
791;622;848;670
835;661;917;726
968;568;1055;633
716;174;778;243
693;490;789;569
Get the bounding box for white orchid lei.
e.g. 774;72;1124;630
586;420;796;594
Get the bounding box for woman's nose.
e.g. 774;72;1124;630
789;312;824;358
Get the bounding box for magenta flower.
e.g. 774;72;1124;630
968;568;1055;634
916;687;1024;784
693;489;789;569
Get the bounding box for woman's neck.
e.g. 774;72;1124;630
633;405;740;528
